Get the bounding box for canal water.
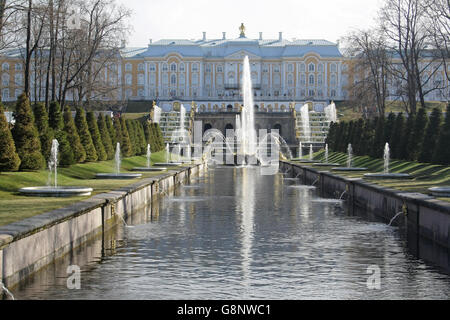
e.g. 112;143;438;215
10;167;450;299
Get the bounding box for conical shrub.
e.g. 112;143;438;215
87;112;107;161
75;107;97;162
432;104;450;165
105;115;116;145
33;102;54;162
0;103;21;171
98;114;114;160
63;106;86;163
120;117;132;157
419;108;442;163
11;93;45;170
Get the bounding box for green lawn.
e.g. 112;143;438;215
0;151;187;226
292;150;450;202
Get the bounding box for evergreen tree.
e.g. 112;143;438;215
432;104;450;165
48;101;64;132
390;113;405;159
98;114;114;160
119;117;132;157
360;118;375;157
0;103;21;172
136;121;147;156
153;123;165;151
87;112;107;161
105;115;116;145
33;103;54;161
407;107;428;161
371;116;385;158
11;93;45;170
399;113;416;160
63;106;85;163
384;113;396;145
75;107;97;162
419;108;443;163
352;119;364;156
325;122;337;151
126;119;137;156
113;117;123;149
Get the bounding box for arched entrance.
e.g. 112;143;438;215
272;124;282;136
227;104;233;111
224;123;234;136
203;123;212;134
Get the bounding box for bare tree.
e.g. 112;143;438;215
344;29;391;117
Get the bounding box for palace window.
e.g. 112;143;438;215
309;74;315;85
150;74;156;85
180;63;185;72
217;74;223;86
263;74;269;85
318;74;323;86
138;89;145;97
331;63;337;73
330;74;337;86
2;88;9;99
2;63;9;71
288;64;294;72
15;63;22;71
162;63;168;72
125;74;132;85
170;63;177;72
137;74;144;85
192;74;199;85
331;89;336;97
308;89;315;97
300;74;306;86
2;74;9;87
308;63;315;72
205;64;212;73
273;74;281;86
287;74;294;86
149;63;156;71
125;63;132;72
170;74;176;85
300;63;306;72
217;65;223;73
318;63;324;73
274;65;280;73
15;73;22;86
192;63;199;72
180;74;185;85
138;63;144;71
263;65;268;73
163;74;168;85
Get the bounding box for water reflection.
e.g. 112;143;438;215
8;167;450;300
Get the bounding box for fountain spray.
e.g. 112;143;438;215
384;143;390;174
147;144;151;168
115;143;121;174
347;144;353;168
309;144;313;161
325;144;329;163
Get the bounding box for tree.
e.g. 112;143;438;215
0;102;21;171
407;107;428;161
432;103;450;165
11;93;45;170
113;116;122;149
75;107;97;162
352;119;364;156
390;112;405;159
49;101;74;165
33;102;53;161
63;106;85;163
371;116;385;158
419;108;443;163
97;113;114;160
399;113;416;160
126;119;136;156
87;111;107;161
384;112;396;145
136;121;147;155
105;114;116;145
119;117;131;157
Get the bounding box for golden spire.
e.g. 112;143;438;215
152;100;156;107
239;23;246;37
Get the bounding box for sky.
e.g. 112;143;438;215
115;0;383;47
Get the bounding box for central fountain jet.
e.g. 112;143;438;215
239;56;258;164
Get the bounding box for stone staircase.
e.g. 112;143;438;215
295;111;332;145
158;111;192;143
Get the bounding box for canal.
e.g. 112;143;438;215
10;167;450;299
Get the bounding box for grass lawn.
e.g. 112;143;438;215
292;150;450;202
0;151;188;227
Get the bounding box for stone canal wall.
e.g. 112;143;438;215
0;163;207;287
280;161;450;252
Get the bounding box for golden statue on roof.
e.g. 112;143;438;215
239;23;246;37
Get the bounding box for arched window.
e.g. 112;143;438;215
125;74;132;85
162;63;168;72
300;63;306;72
317;74;323;86
137;74;144;85
138;63;144;71
308;63;315;72
170;74;177;85
138;89;145;97
125;63;132;72
331;63;337;73
224;123;234;135
170;63;177;72
274;65;280;73
205;64;211;73
331;89;336;97
2;88;9;100
287;74;293;86
227;104;233;111
309;89;315;97
162;74;168;85
15;63;22;71
288;64;294;72
2;63;9;71
273;124;282;136
330;74;337;86
180;63;185;72
203;123;213;134
217;65;223;73
2;73;10;86
300;74;306;86
318;63;324;72
149;63;156;71
192;63;198;72
309;74;315;85
15;73;22;85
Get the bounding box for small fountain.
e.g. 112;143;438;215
132;144;166;172
325;102;337;123
154;143;182;167
332;144;367;172
292;141;315;163
19;139;93;196
300;104;311;143
364;143;411;179
314;144;341;167
96;143;142;179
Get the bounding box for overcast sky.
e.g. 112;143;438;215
116;0;383;47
